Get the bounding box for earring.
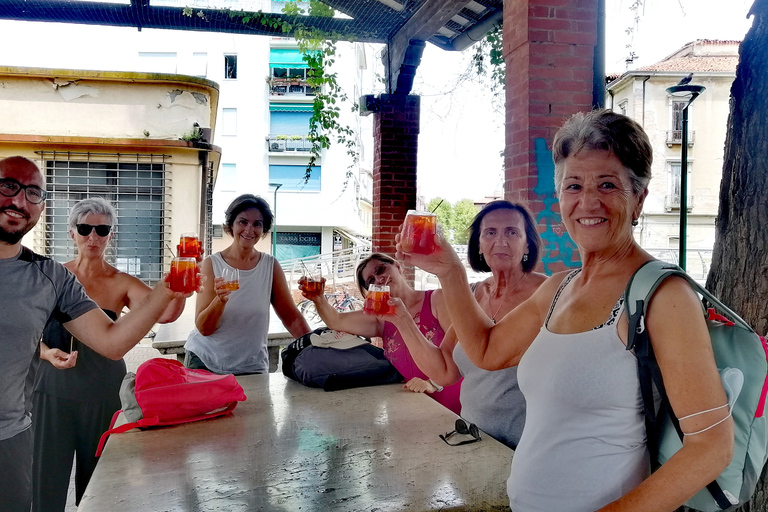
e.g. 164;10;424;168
632;219;639;227
480;254;485;263
522;254;528;263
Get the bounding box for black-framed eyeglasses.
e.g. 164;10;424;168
0;177;48;204
440;418;481;446
76;224;112;237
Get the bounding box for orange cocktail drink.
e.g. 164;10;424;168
179;233;201;258
222;281;240;292
364;284;394;315
303;277;324;295
401;211;437;255
169;257;197;293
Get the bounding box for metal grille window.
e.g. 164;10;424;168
39;152;171;285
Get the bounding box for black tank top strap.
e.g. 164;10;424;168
544;269;581;328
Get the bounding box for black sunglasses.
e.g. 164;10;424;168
439;418;481;446
76;224;112;237
0;177;48;204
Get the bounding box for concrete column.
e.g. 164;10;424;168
503;0;600;273
372;94;420;282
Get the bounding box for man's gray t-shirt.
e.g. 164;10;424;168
0;247;97;441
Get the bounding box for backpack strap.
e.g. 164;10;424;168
624;260;735;511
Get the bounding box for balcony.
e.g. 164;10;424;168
666;130;696;147
268;78;318;97
267;134;313;153
664;195;694;212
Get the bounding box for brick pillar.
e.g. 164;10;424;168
504;0;599;273
372;94;420;282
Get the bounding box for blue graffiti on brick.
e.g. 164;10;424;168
534;137;579;274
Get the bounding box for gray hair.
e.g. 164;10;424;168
552;109;653;196
68;197;117;232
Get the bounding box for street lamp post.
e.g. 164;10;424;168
269;182;283;257
664;83;705;271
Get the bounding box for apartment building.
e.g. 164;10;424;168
0;1;375;271
607;39;739;276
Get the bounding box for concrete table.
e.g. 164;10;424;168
80;373;513;511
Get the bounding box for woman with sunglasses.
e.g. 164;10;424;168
31;197;187;512
299;253;461;414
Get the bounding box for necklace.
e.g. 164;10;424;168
489;274;525;323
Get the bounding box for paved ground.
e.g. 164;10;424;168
64;337;175;511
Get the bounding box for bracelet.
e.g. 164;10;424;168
428;379;444;392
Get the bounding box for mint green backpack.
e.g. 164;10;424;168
625;260;768;511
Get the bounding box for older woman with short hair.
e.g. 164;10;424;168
399;110;733;511
185;194;310;375
32;197;187;511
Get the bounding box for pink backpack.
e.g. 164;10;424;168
96;358;246;456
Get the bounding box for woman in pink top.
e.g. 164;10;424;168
299;253;461;414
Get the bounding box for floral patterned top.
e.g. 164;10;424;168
382;290;462;414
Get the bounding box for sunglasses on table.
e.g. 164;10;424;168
440;418;481;446
76;224;112;237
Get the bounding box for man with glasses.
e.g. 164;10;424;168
0;156;195;512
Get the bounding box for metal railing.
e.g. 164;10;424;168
281;245;486;292
664;194;694;211
282;247;372;290
267;135;313;152
665;130;696;146
645;248;712;284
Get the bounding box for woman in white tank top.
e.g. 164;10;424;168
398;110;734;511
185;194;311;375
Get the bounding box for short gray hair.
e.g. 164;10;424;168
552;109;653;196
68;197;117;232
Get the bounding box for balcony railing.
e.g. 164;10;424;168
268;79;317;96
666;130;696;147
664;194;694;211
267;135;313;152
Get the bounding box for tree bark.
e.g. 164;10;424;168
702;1;768;511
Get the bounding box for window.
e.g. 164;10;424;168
224;54;237;79
671;100;686;132
666;161;693;211
138;52;177;74
42;155;169;284
275;231;321;262
217;164;237;192
268;165;321;191
221;108;237;136
618;100;628;117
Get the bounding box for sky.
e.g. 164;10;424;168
412;0;755;205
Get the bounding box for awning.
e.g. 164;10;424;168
269;48;308;69
269;103;315;112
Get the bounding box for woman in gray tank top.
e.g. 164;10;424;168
398;110;734;511
185;194;310;375
386;200;546;448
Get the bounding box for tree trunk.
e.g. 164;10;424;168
702;1;768;511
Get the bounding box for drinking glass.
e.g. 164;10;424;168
179;233;201;258
364;284;394;315
169;257;197;293
221;266;240;292
401;210;437;255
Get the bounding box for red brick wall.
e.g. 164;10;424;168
372;94;420;280
503;0;598;273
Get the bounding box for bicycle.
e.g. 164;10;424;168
298;289;364;327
